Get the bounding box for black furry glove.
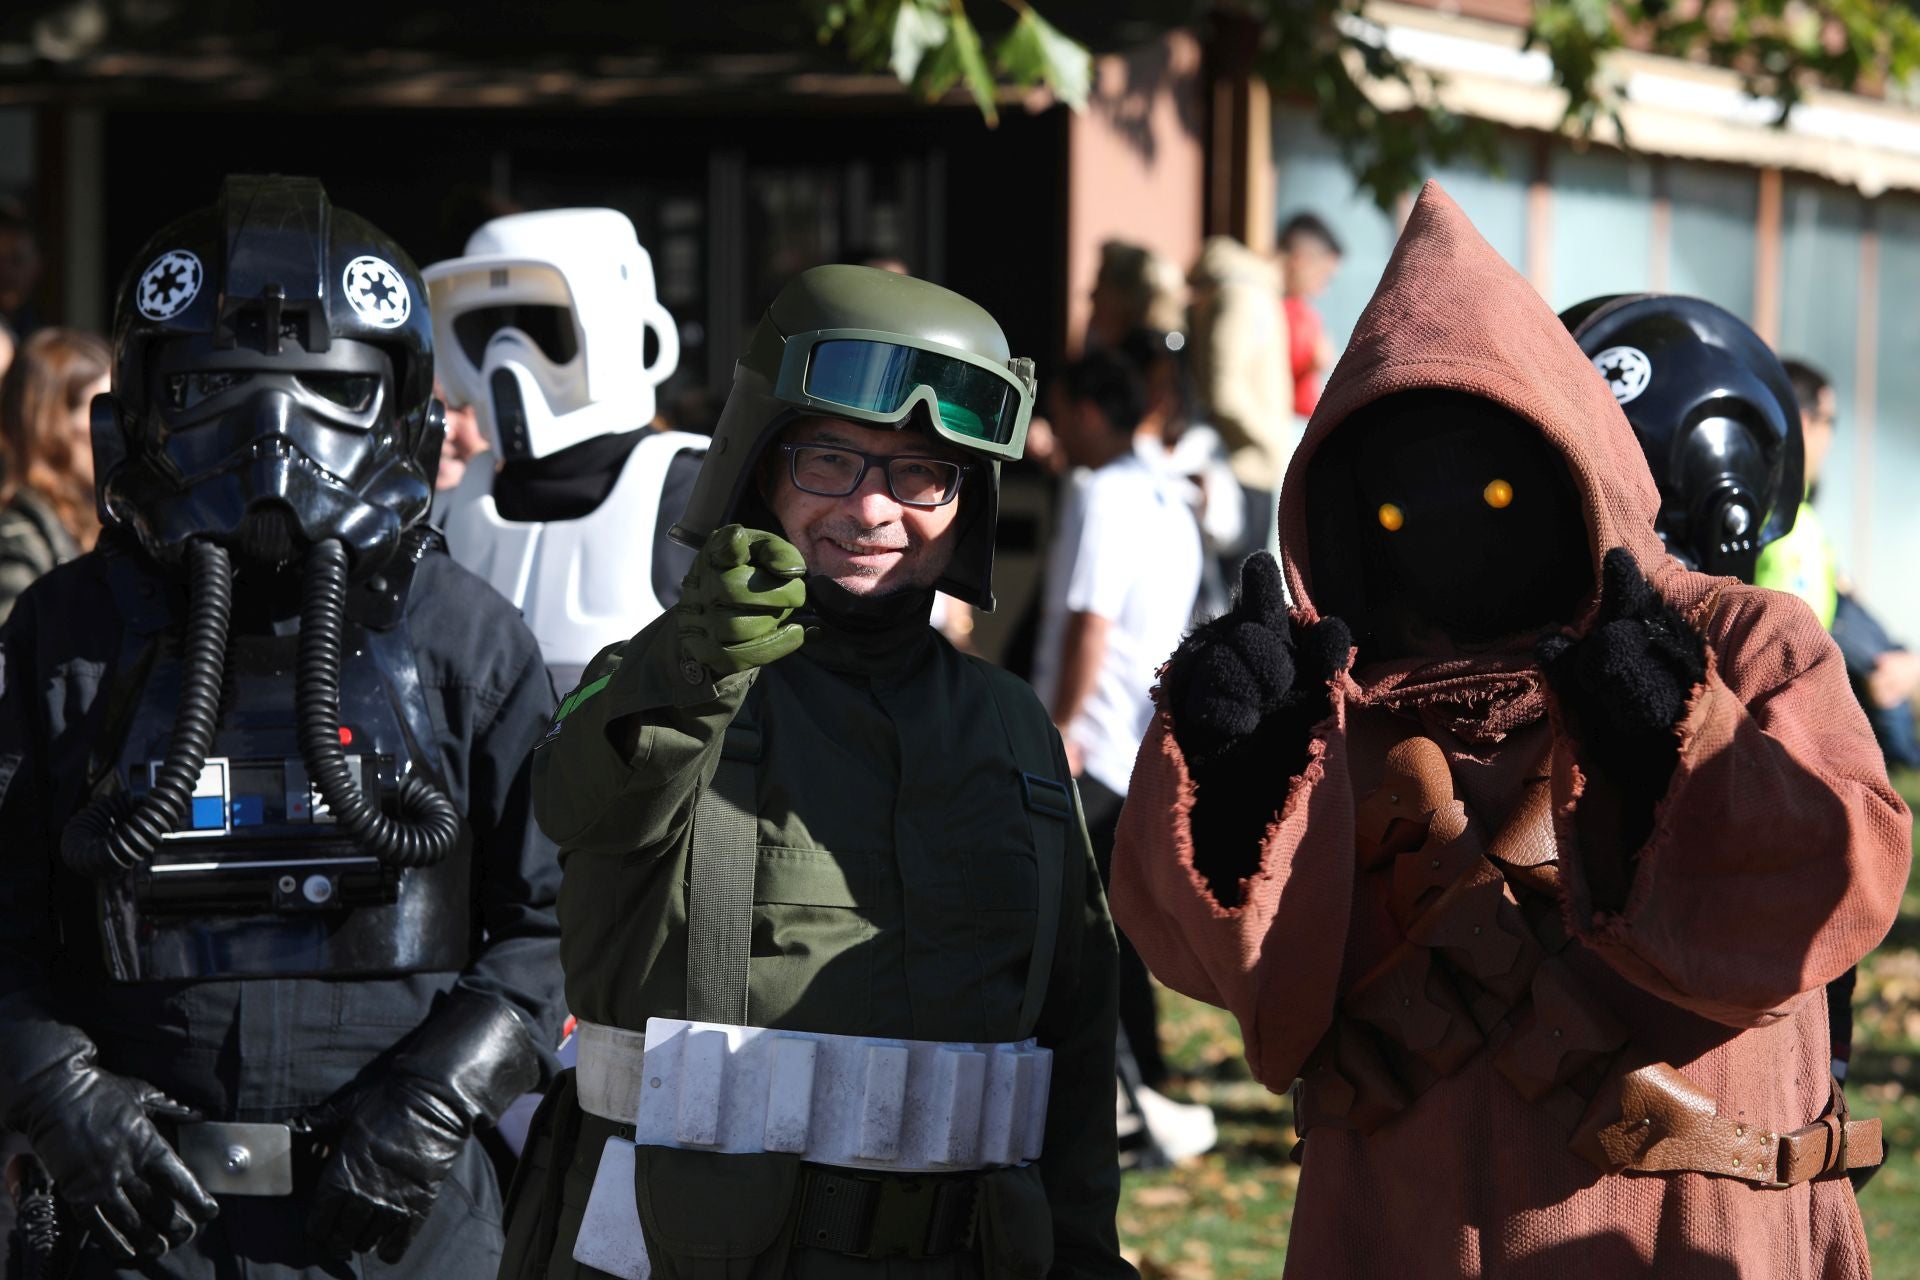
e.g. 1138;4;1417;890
1537;548;1707;887
1538;548;1706;743
1162;553;1350;906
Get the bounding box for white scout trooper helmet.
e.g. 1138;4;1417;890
423;208;680;460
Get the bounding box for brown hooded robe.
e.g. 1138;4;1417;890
1110;182;1912;1278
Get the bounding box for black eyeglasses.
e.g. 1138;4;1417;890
778;443;971;508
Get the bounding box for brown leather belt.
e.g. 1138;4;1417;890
1580;1068;1881;1187
1292;737;1883;1189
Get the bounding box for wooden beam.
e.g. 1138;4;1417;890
1244;77;1274;254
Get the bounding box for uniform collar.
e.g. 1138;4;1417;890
797;578;937;681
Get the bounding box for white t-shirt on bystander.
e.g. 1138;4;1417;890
1032;453;1204;796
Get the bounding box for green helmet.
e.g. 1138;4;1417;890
670;265;1036;610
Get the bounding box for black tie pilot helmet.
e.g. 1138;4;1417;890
1561;294;1801;582
94;174;443;575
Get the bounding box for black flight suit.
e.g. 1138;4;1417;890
0;534;565;1278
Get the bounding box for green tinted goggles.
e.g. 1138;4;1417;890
773;328;1036;460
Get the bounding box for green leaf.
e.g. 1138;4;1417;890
994;7;1092;110
947;5;999;125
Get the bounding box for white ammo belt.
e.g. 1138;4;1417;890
572;1016;1052;1279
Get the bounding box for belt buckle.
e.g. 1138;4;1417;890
858;1174;977;1260
174;1121;296;1197
857;1175;937;1260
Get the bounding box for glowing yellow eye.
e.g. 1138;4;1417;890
1483;479;1514;509
1377;503;1404;532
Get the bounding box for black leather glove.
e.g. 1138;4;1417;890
1538;547;1708;883
304;991;541;1264
0;1021;218;1259
1161;553;1351;906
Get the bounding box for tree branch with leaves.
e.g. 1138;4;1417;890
813;0;1920;209
814;0;1092;124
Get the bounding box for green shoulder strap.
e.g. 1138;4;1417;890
685;690;762;1025
980;673;1074;1040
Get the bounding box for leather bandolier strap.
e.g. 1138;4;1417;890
1292;736;1881;1189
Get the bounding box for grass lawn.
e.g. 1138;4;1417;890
1117;779;1920;1278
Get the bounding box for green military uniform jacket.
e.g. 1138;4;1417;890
504;598;1132;1280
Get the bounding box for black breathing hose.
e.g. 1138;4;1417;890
296;537;460;868
61;539;233;877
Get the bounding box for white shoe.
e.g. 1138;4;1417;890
1133;1083;1219;1161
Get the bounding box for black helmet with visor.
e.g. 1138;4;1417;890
95;174;442;576
1562;293;1801;582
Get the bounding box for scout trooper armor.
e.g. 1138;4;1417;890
426;208;704;689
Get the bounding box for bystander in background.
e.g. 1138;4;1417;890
1278;211;1344;421
845;245;911;276
0;202;41;338
1087;240;1186;353
0;328;107;621
1756;359;1920;771
1032;348;1213;1164
1187;235;1291;562
433;378;491;493
0;326;106;1272
1121;326;1242;619
1755;357;1918;1095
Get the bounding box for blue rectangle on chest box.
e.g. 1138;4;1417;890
190;795;226;830
229;795;265;827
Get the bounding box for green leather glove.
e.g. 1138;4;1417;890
676;525;809;677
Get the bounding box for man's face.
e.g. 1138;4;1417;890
1803;386;1837;487
1087;280;1132;350
1058;396;1112;469
434;382;489;491
765;415;967;597
1283;240;1340;299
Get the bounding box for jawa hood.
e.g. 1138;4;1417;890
1279;182;1672;684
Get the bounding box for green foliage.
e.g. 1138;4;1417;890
814;0;1091;126
997;6;1091;109
1248;0;1505;211
1531;0;1920;131
816;0;1920;211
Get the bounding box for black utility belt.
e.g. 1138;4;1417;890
792;1165;981;1260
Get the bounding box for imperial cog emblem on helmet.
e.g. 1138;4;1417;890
136;250;203;321
1593;346;1653;405
343;255;411;329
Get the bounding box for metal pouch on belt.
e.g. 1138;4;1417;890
174;1122;297;1197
